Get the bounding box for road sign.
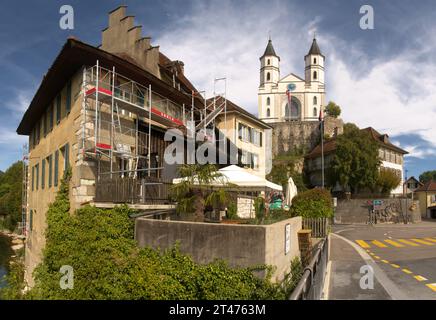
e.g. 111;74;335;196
373;200;383;210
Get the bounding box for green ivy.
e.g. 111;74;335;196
4;170;301;300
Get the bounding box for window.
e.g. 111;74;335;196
267;59;270;65
66;81;72;114
61;143;70;173
35;164;39;190
266;97;270;106
54;150;59;187
41;159;45;189
29;210;33;232
48;155;53;188
313;71;317;80
267;108;271;117
314;58;317;64
32;166;35;191
266;72;271;81
313;96;317;105
137;88;145;106
313;107;317;117
43;111;48;137
56;94;61;124
36;121;40;143
49;103;54;131
252;154;259;169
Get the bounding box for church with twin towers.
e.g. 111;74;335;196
258;36;326;123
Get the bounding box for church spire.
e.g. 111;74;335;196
261;38;279;59
307;36;323;56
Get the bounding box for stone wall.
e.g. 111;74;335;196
334;198;422;224
269;117;343;157
135;216;302;282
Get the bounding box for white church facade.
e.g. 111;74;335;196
258;37;326;123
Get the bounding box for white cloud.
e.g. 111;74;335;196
155;0;319;113
4;89;32;114
153;0;436;159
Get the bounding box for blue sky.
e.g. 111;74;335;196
0;0;435;179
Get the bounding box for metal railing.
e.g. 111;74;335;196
289;237;329;300
302;217;329;238
95;176;173;204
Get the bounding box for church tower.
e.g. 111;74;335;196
258;38;280;121
304;37;325;84
259;38;280;87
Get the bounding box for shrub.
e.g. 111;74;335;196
376;168;401;194
22;170;289;300
291;188;333;218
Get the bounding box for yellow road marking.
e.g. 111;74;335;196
356;240;371;248
372;240;388;248
398;239;420;247
426;283;436;292
423;238;436;243
414;275;428;282
391;264;400;268
384;239;405;247
381;260;389;263
411;238;434;246
402;269;413;274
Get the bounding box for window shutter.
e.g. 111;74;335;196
56;94;61;123
41;159;45;189
48;155;53;188
66;81;72;113
54;150;59;187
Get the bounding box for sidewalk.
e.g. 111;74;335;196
328;235;391;300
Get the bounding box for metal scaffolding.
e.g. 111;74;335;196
81;60;228;183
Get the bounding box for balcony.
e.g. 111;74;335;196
94;175;174;209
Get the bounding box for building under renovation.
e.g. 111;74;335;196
16;5;265;286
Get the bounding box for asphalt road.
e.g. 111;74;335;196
328;220;436;300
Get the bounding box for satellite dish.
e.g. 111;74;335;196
287;83;296;92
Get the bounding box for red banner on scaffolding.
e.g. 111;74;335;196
151;108;184;126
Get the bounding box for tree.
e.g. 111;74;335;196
0;161;23;231
267;149;308;193
171;164;232;221
329;123;380;194
325;101;341;118
419;170;436;183
376;168;401;194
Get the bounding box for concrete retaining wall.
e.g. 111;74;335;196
135;216;302;282
334;198;422;224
